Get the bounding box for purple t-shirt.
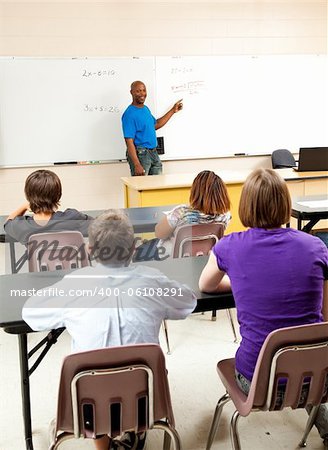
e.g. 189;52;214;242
212;227;328;381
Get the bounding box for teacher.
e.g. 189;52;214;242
121;80;183;176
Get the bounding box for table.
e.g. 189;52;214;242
291;195;328;232
0;205;176;274
121;169;328;233
0;256;234;450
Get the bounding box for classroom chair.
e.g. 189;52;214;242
172;223;238;343
271;149;296;169
49;343;181;450
206;322;328;450
27;230;90;271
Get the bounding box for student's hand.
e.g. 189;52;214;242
134;162;146;176
6;202;31;221
173;99;183;113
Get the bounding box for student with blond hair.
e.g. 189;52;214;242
199;168;328;446
23;210;196;450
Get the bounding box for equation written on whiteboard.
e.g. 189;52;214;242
171;67;193;75
83;104;120;113
82;69;116;78
171;80;205;95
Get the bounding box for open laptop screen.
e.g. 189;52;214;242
297;147;328;171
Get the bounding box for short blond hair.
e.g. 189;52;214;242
88;210;135;265
239;168;291;228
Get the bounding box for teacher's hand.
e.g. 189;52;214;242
173;99;183;113
134;162;146;176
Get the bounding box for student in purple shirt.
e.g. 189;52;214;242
199;168;328;446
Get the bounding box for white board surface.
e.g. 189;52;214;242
0;55;326;166
155;55;327;159
0;57;155;166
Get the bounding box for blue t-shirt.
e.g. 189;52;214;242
121;105;157;149
212;227;328;381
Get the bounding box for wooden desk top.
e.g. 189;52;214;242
121;169;328;191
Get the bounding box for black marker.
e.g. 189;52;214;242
54;161;78;165
234;153;246;156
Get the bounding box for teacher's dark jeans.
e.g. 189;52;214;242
127;147;162;176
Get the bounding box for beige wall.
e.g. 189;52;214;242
0;1;327;215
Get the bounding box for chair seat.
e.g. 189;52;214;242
217;359;253;417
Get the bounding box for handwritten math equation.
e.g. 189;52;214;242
83;104;120;113
171;67;193;75
82;69;116;78
171;80;205;95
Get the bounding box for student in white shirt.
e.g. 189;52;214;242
23;209;196;450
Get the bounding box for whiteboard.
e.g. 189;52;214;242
0;57;155;166
155;55;328;158
0;55;327;166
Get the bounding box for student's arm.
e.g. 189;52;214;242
323;280;328;321
155;99;183;130
124;138;145;176
22;284;65;331
155;215;174;239
5;202;30;222
199;251;231;293
161;278;197;320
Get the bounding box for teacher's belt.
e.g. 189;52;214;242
136;147;156;151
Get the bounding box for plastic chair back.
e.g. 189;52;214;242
27;231;89;272
50;344;179;448
172;223;225;258
271;149;296;168
218;322;328;417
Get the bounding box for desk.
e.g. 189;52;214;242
121;169;328;233
0;256;234;450
0;205;175;274
291;195;328;232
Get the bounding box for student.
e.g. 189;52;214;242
23;210;197;450
134;170;231;261
199;168;328;447
121;80;183;176
4;169;92;244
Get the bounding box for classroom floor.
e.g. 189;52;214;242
0;245;325;450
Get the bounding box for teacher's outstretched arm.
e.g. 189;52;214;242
155;99;183;130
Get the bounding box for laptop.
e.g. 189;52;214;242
294;147;328;172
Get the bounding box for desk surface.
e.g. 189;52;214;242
0;205;176;242
121;168;328;191
291;195;328;215
0;256;234;333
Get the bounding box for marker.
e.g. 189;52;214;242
54;161;77;165
234;153;246;156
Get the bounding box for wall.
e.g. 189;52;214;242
0;1;326;215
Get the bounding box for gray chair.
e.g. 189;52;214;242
206;322;328;450
49;343;181;450
271;149;296;169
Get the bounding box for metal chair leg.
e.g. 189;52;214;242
206;392;231;450
153;421;181;450
162;320;171;355
230;410;241;450
299;404;320;447
226;309;238;343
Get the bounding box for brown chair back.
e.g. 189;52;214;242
219;322;328;417
27;231;89;272
54;344;175;439
172;223;225;258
